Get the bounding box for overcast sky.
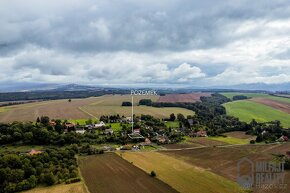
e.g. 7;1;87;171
1;0;290;87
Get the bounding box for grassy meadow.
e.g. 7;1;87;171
223;100;290;127
208;136;251;145
164;121;180;128
23;182;88;193
221;92;290;103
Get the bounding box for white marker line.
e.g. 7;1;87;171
131;95;134;133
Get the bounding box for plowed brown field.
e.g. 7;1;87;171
157;93;211;103
78;153;179;193
250;98;290;114
162;143;290;193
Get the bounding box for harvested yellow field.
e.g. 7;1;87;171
0;95;194;122
22;182;88;193
117;151;243;193
81;95;193;118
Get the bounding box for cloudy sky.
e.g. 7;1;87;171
1;0;290;87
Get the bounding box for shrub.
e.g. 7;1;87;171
121;102;132;106
150;171;156;177
250;140;256;144
65;178;81;184
139;99;152;106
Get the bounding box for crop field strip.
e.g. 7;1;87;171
0;98;96;122
118;151;243;193
249;97;290;114
157;93;211;103
162;143;290;193
78;153;179;193
23;182;88;193
221;92;290;104
80;95;194;118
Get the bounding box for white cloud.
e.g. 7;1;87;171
0;0;290;87
172;63;205;82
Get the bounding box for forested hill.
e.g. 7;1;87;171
0;89;129;102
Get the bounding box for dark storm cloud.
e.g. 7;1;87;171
1;0;290;54
0;0;290;86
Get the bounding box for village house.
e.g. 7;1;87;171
49;121;56;127
64;122;75;132
27;149;42;156
194;130;207;137
133;128;141;134
94;121;106;128
104;128;114;135
76;128;86;134
125;117;132;122
278;135;288;142
140;138;151;146
152;135;169;144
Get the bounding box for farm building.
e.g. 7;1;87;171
94;121;106;128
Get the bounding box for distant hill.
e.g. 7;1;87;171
0;82;59;92
214;82;290;92
0;83;102;92
0;82;289;93
51;84;101;91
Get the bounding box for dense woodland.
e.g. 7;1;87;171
0;89;129;102
0;147;81;193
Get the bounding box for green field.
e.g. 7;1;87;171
118;152;243;193
221;92;290;103
68;119;98;125
165;121;180;128
208;136;250;145
108;122;130;132
0;145;44;153
223;100;290;127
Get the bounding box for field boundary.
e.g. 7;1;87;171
77;156;91;193
118;151;243;193
116;152;179;192
78;106;98;119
